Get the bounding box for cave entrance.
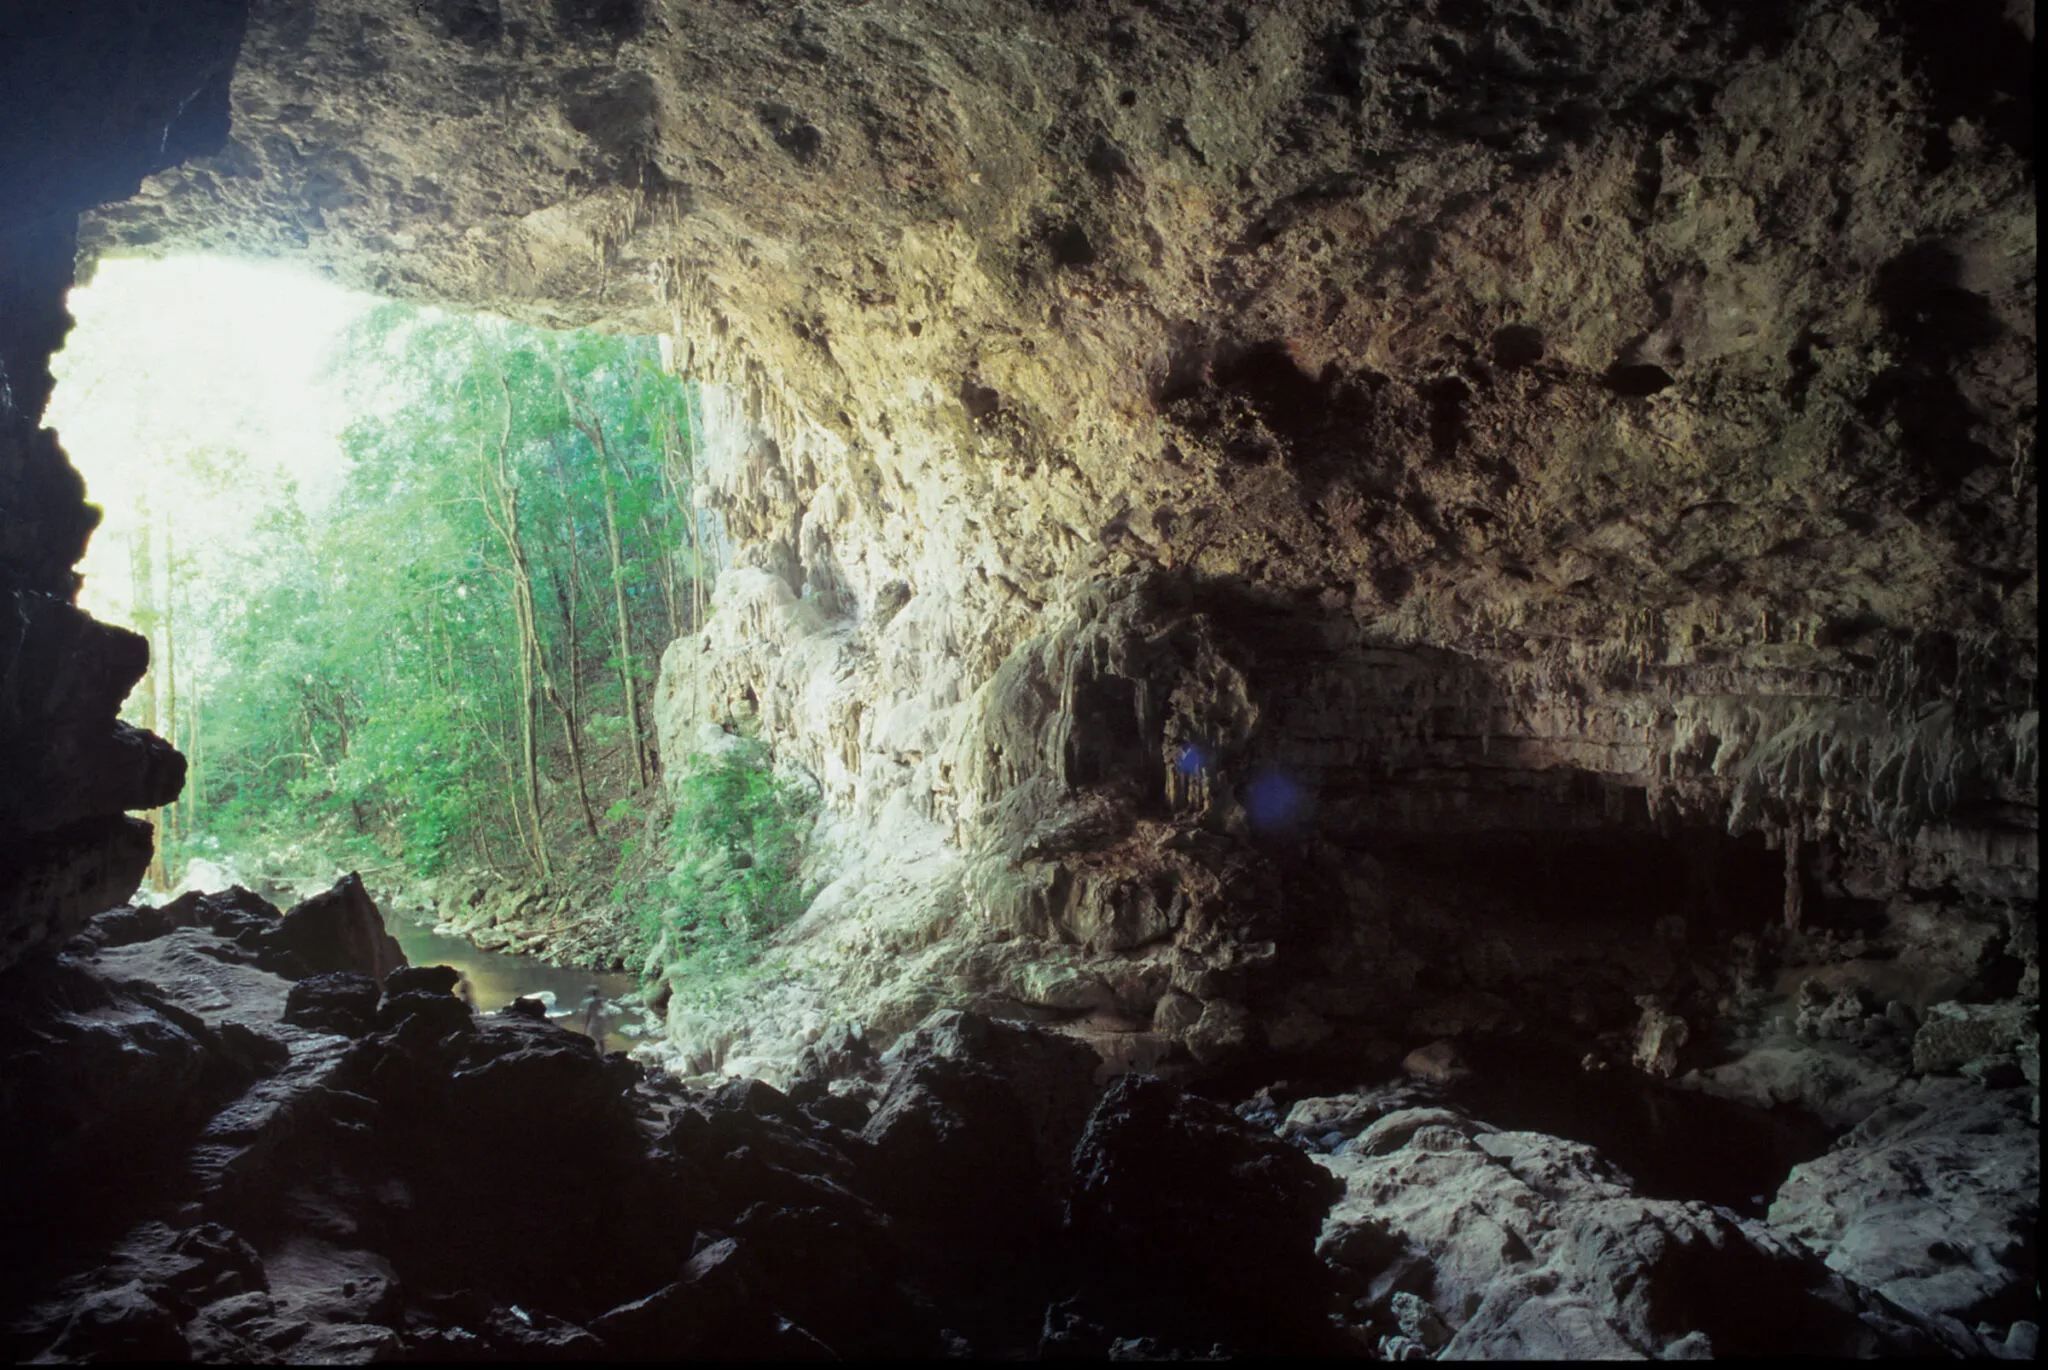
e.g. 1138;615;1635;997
50;255;715;1004
52;254;379;895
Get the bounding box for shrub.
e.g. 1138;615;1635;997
636;742;819;1005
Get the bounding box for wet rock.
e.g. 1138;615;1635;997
282;972;380;1036
265;875;406;983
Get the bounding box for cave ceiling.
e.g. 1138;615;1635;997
83;0;2034;673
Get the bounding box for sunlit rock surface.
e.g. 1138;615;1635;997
0;0;2037;1357
79;0;2038;1081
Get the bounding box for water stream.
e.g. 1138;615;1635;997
378;906;645;1054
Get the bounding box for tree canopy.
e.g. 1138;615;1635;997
158;307;709;884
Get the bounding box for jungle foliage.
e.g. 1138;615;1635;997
627;740;821;1006
170;308;713;889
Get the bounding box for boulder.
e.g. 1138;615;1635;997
86;902;175;948
282;972;380;1036
1768;1078;2039;1326
1315;1107;1963;1358
859;1053;1043;1241
382;965;461;998
265;875;406;982
1065;1073;1344;1352
375;990;475;1041
162;886;288;943
590;1233;833;1360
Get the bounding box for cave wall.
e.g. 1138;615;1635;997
0;1;245;969
14;0;2038;1076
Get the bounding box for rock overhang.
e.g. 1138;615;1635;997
14;0;2042;1074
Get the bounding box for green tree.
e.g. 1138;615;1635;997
180;306;702;893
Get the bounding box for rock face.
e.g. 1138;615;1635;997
1768;1078;2040;1328
0;0;237;971
71;0;2034;1082
1310;1096;1971;1359
6;0;2037;1077
0;2;2038;1357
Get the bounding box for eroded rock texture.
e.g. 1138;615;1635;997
0;0;2037;1358
76;0;2036;1079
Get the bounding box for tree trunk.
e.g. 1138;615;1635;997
474;370;552;880
564;409;650;788
130;514;168;889
163;516;180;849
548;561;601;839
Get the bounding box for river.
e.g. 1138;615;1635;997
378;907;646;1054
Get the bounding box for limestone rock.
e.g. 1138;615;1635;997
1768;1078;2039;1326
267;874;407;983
1912;1000;2033;1075
1316;1107;1963;1358
1630;995;1690;1078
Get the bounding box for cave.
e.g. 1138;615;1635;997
0;0;2036;1361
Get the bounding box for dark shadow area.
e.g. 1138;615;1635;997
1378;828;1785;937
1490;323;1544;369
1453;1033;1837;1215
1862;241;2006;493
1601;362;1675;396
1892;0;2034;165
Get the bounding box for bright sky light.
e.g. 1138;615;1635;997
48;255;379;633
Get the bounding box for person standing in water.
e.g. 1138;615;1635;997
578;984;607;1044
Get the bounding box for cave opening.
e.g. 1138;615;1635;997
45;252;772;1043
1;0;2036;1358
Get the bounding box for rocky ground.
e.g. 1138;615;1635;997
1;879;2034;1362
0;0;2035;1360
